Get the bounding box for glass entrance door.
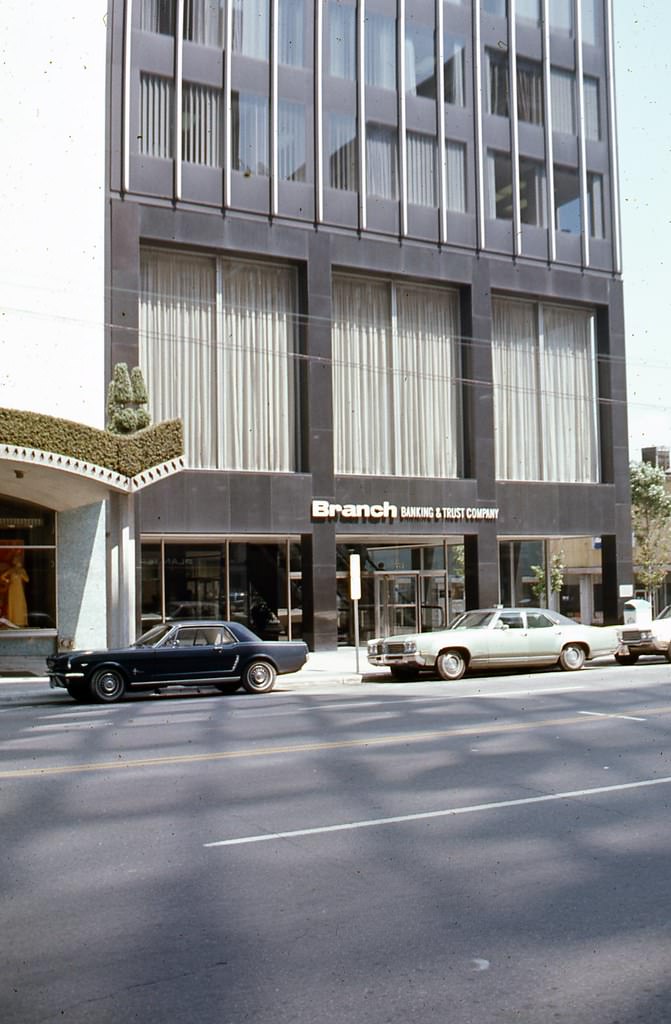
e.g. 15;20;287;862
375;574;420;637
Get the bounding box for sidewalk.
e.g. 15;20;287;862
0;648;382;686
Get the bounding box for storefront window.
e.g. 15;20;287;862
0;498;56;630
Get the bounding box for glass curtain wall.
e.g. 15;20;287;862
332;276;461;477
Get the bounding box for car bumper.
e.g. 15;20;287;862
617;640;667;656
48;671;85;690
368;653;429;669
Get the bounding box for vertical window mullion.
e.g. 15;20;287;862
315;0;324;221
436;0;448;242
541;0;556;260
271;0;279;214
509;0;522;255
175;0;184;198
398;0;408;235
537;303;545;480
575;0;589;266
473;2;485;248
358;0;367;230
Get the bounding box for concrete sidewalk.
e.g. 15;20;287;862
0;647;381;686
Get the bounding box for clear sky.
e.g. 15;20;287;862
614;0;671;458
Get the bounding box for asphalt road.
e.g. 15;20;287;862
3;660;671;1024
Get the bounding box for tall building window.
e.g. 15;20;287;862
327;0;356;79
551;68;576;134
446;141;467;212
554;166;581;234
183;0;225;46
140;74;174;159
405;21;436;99
517;0;540;25
365;13;396;90
279;0;305;66
366;124;398;200
140;250;298;471
487;50;509;117
278;100;306;181
587;173;605;239
482;0;507;15
332;277;461;477
519;158;547;226
444;35;466;106
232;92;269;175
141;0;174;34
328;113;358;191
232;0;269;59
407;133;437;207
182;84;222;166
582;0;598;46
487;151;513;220
584;77;600;140
517;59;544;125
549;0;572;35
492;298;598;482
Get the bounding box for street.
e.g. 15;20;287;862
2;661;671;1023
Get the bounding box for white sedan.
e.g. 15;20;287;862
367;606;619;681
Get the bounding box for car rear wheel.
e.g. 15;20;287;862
558;644;586;671
216;681;242;694
615;652;639;666
90;668;126;703
241;660;276;694
436;650;466;681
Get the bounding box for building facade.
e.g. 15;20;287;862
9;0;626;654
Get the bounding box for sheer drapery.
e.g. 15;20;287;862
232;0;269;59
519;158;547;226
407;133;437;207
550;0;573;35
332;277;460;477
366;124;398;200
542;306;598;482
140;251;218;467
587;173;605;239
182;83;222;166
517;61;543;125
328;113;357;191
446;142;466;212
140;250;297;472
141;0;173;34
328;1;356;79
551;69;575;134
584;77;600;140
492;300;541;480
492;298;598;482
365;13;396;90
405;24;436;99
140;75;173;159
487;151;513;220
488;51;509;116
279;0;304;66
183;0;224;46
219;261;297;471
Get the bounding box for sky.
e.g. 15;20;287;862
614;0;671;458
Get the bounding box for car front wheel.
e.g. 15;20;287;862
558;644;586;671
89;667;126;703
436;650;466;681
615;652;639;666
66;682;91;703
241;660;277;694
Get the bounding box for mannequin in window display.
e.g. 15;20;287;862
1;554;28;627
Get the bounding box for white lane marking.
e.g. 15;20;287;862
204;774;671;848
29;721;113;731
578;711;647;722
471;959;490;972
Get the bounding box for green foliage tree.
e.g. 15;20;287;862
530;551;565;604
630;460;671;602
107;363;151;435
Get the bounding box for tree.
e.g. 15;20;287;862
630;460;671;603
530;551;565;604
107;363;151;434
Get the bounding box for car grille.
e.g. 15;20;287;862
383;642;411;655
620;629;647;643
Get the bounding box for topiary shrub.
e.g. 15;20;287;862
107;364;152;435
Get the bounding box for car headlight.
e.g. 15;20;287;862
401;640;418;654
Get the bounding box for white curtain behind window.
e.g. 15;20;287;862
492;299;541;480
140;251;218;468
407;133;437;207
551;69;575;134
365;14;396;90
332;278;392;475
232;0;269;59
584;77;600;140
443;37;465;106
366;124;398;199
279;0;304;66
446;141;466;212
394;286;459;477
183;0;224;46
541;306;598;482
182;84;222;166
333;278;459;477
219;262;297;471
140;75;174;159
328;1;356;79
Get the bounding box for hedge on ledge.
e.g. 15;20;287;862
0;408;183;478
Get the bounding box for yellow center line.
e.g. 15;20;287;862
3;704;671;780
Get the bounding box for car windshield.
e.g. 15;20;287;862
132;624;174;647
450;611;496;630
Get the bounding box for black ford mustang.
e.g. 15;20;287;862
47;621;309;703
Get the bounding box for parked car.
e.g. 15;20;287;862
367;606;618;681
47;621;308;703
616;605;671;664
